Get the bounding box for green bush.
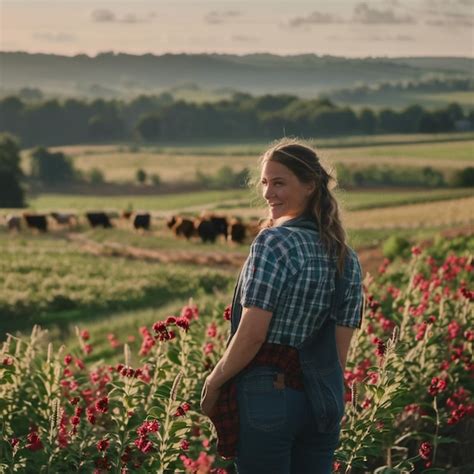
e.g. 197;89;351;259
382;235;411;259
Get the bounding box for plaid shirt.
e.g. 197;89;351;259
209;343;303;459
239;217;364;346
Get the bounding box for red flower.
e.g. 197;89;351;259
83;344;93;355
26;431;43;451
153;321;167;333
97;439;109;452
419;441;432;460
80;330;90;341
180;439;190;451
207;322;217;338
166;316;177;325
95;397;109;413
428;377;447;397
64;354;73;365
176;317;190;332
2;357;13;366
223;305;231;321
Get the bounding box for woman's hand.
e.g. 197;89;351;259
200;378;221;417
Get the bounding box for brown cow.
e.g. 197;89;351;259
168;216;195;240
6;214;21;232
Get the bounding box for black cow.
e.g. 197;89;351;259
86;212;112;228
6;215;21;232
133;213;151;230
23;214;48;232
210;216;228;240
196;218;217;243
228;219;246;244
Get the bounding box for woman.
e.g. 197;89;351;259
200;139;364;473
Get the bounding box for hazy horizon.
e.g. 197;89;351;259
2;0;473;58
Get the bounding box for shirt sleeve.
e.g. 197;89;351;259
240;230;289;312
336;251;365;329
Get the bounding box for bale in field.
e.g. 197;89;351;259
133;213;151;231
23;213;48;232
6;214;22;232
228;218;246;244
85;212;112;228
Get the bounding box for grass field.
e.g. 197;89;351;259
17;187;473;216
20;133;474;184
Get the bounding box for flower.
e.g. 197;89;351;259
80;330;90;341
180;439;190;451
428;377;447;397
97;439;109;452
95;397;109;413
223;305;231;321
26;431;43;451
64;354;73;365
419;441;432;460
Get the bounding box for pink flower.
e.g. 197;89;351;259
83;344;93;355
207;322;217;338
411;246;422;256
204;343;214;355
180;439;190;451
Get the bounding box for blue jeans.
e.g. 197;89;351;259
235;366;340;474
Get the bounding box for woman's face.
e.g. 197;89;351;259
260;160;314;223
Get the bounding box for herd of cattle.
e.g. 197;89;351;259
3;211;258;244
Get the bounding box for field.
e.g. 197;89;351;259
21;133;474;185
2;133;474;472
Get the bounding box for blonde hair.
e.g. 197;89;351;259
256;138;348;274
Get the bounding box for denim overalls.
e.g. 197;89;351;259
230;217;346;474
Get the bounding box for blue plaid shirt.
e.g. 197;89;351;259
238;216;364;347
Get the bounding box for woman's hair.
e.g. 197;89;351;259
257;138;348;274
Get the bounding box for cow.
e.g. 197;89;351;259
133;213;151;231
51;212;77;227
209;215;229;241
85;212;112;228
228;218;247;244
121;210;133;220
167;216;195;240
23;213;48;232
195;218;217;243
6;214;21;232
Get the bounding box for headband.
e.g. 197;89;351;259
268;148;319;176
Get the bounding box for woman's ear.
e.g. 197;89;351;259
306;182;316;196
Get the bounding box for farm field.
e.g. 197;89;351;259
18;187;474;215
20;133;474;185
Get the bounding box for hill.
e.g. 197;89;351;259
1;52;472;99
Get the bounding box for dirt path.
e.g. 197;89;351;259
66;224;472;277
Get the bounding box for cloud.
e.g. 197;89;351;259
231;35;259;43
91;9;147;24
205;10;241;25
422;3;474;27
288;11;344;28
33;32;76;43
368;34;415;42
353;3;416;24
91;9;116;23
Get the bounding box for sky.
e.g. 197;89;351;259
1;0;473;58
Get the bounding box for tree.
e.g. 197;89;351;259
136;168;147;184
30;147;76;185
0;133;25;207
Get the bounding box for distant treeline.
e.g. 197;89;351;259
328;77;473;102
0;94;472;147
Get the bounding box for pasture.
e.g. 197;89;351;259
20;133;474;185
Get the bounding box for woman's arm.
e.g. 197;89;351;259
335;325;355;370
205;306;273;390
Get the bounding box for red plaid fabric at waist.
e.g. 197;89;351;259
208;342;304;459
